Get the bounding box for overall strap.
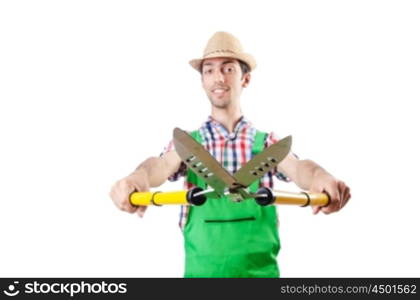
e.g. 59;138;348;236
252;130;267;156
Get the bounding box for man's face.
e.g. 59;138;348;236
201;57;250;109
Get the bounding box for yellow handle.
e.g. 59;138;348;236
273;190;330;207
129;189;329;207
130;191;189;206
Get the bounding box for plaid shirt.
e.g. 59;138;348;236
160;116;291;230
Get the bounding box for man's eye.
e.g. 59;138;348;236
204;69;212;74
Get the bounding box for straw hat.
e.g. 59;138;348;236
189;31;256;72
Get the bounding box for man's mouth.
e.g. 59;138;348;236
212;87;229;95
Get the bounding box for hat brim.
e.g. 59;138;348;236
189;51;256;73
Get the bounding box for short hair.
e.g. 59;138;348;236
237;60;250;76
200;59;250;77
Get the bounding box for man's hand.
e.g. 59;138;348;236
310;171;351;215
109;169;149;218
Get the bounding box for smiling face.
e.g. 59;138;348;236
201;57;251;109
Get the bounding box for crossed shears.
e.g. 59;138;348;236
130;128;329;207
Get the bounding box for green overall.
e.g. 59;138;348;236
183;130;281;278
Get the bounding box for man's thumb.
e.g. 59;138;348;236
312;205;321;215
137;206;148;218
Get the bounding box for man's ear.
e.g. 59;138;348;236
242;73;251;88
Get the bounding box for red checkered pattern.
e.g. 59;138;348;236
160;116;292;230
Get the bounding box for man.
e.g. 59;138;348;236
110;31;351;278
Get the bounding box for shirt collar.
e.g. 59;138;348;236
203;115;252;140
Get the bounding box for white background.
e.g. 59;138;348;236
1;0;419;277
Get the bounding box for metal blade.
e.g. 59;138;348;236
173;128;240;196
233;135;292;187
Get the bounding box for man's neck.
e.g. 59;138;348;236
210;105;243;133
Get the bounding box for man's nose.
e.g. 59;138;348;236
213;69;225;83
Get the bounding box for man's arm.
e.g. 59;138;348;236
276;153;351;214
132;151;183;187
109;150;182;217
